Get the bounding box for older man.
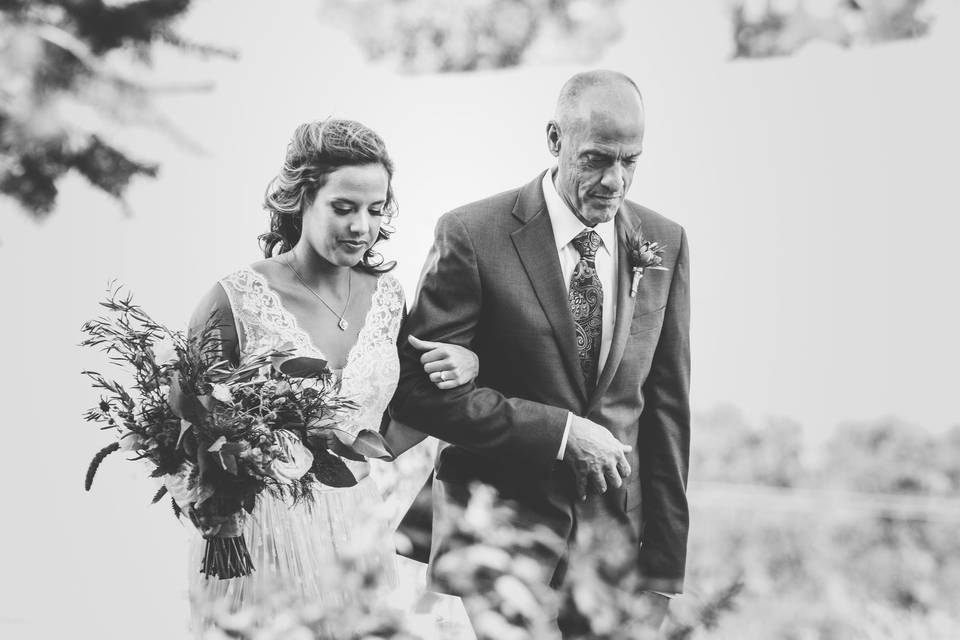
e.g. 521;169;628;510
392;70;690;634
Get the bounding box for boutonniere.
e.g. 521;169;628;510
627;228;668;297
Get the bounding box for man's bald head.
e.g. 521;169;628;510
546;70;645;225
554;70;644;130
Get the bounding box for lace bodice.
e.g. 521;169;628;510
219;267;405;438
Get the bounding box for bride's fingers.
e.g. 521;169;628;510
429;369;462;388
423;359;453;374
429;369;457;382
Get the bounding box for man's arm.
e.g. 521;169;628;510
391;212;569;471
636;226;691;594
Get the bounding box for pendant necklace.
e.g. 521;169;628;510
284;254;352;331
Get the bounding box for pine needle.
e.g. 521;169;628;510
150;484;168;504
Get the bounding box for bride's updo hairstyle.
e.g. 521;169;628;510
260;118;398;273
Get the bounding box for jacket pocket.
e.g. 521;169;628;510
629;305;666;336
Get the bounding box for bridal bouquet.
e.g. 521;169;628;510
81;288;391;579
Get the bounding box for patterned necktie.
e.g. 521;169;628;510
569;229;603;389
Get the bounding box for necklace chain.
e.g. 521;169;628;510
283;254;352;331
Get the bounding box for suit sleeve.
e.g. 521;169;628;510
636;226;691;593
390;212;568;471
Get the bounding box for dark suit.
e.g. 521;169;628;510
391;171;690;593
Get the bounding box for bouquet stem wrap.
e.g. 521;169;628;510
166;462;255;579
198;510;254;579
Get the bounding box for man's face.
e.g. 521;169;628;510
550;89;644;226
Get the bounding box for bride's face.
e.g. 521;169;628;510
300;164;389;267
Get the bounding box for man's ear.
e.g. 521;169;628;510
546;121;561;157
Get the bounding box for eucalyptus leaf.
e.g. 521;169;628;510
176;418;192;449
311;430;366;462
333;428;394;461
311;450;358;488
277;356;330;378
219;452;238;475
167;371;208;423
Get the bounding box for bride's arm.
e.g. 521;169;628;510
187;283;240;365
382;332;480;458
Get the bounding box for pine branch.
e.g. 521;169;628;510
85;441;121;491
699;580;744;630
171;496;182;520
157;28;238;60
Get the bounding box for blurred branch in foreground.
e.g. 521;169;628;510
730;0;935;58
202;483;740;639
0;0;235;219
201;409;960;638
319;0;625;73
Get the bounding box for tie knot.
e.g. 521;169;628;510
571;229;601;261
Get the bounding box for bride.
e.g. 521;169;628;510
186;118;476;634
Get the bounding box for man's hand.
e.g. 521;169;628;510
563;415;632;499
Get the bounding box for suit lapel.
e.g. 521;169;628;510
587;209;640;414
510;174;588;406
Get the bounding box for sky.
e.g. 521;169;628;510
1;1;959;637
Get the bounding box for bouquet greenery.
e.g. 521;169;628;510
81;288;391;579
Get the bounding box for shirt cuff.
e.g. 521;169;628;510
556;412;573;460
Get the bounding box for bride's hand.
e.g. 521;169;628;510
408;335;479;390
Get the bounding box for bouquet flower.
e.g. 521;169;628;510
81;288;391;579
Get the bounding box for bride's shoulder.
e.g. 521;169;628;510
193;263;264;330
368;270;405;304
188;280;236;340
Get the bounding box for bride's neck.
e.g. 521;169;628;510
285;246;351;289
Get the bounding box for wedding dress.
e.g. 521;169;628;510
187;266;406;630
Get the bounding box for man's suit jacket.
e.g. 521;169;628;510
391;171;690;593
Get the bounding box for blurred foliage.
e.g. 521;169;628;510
819;417;960;494
319;0;624;73
0;0;233;219
203;409;960;638
730;0;934;58
690;405;806;487
682;407;960;638
200;520;431;639
431;484;560;639
558;522;743;640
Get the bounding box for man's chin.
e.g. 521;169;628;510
584;204;619;224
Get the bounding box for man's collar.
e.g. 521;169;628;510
542;168;616;255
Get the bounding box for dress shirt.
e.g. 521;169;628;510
542;169;618;461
